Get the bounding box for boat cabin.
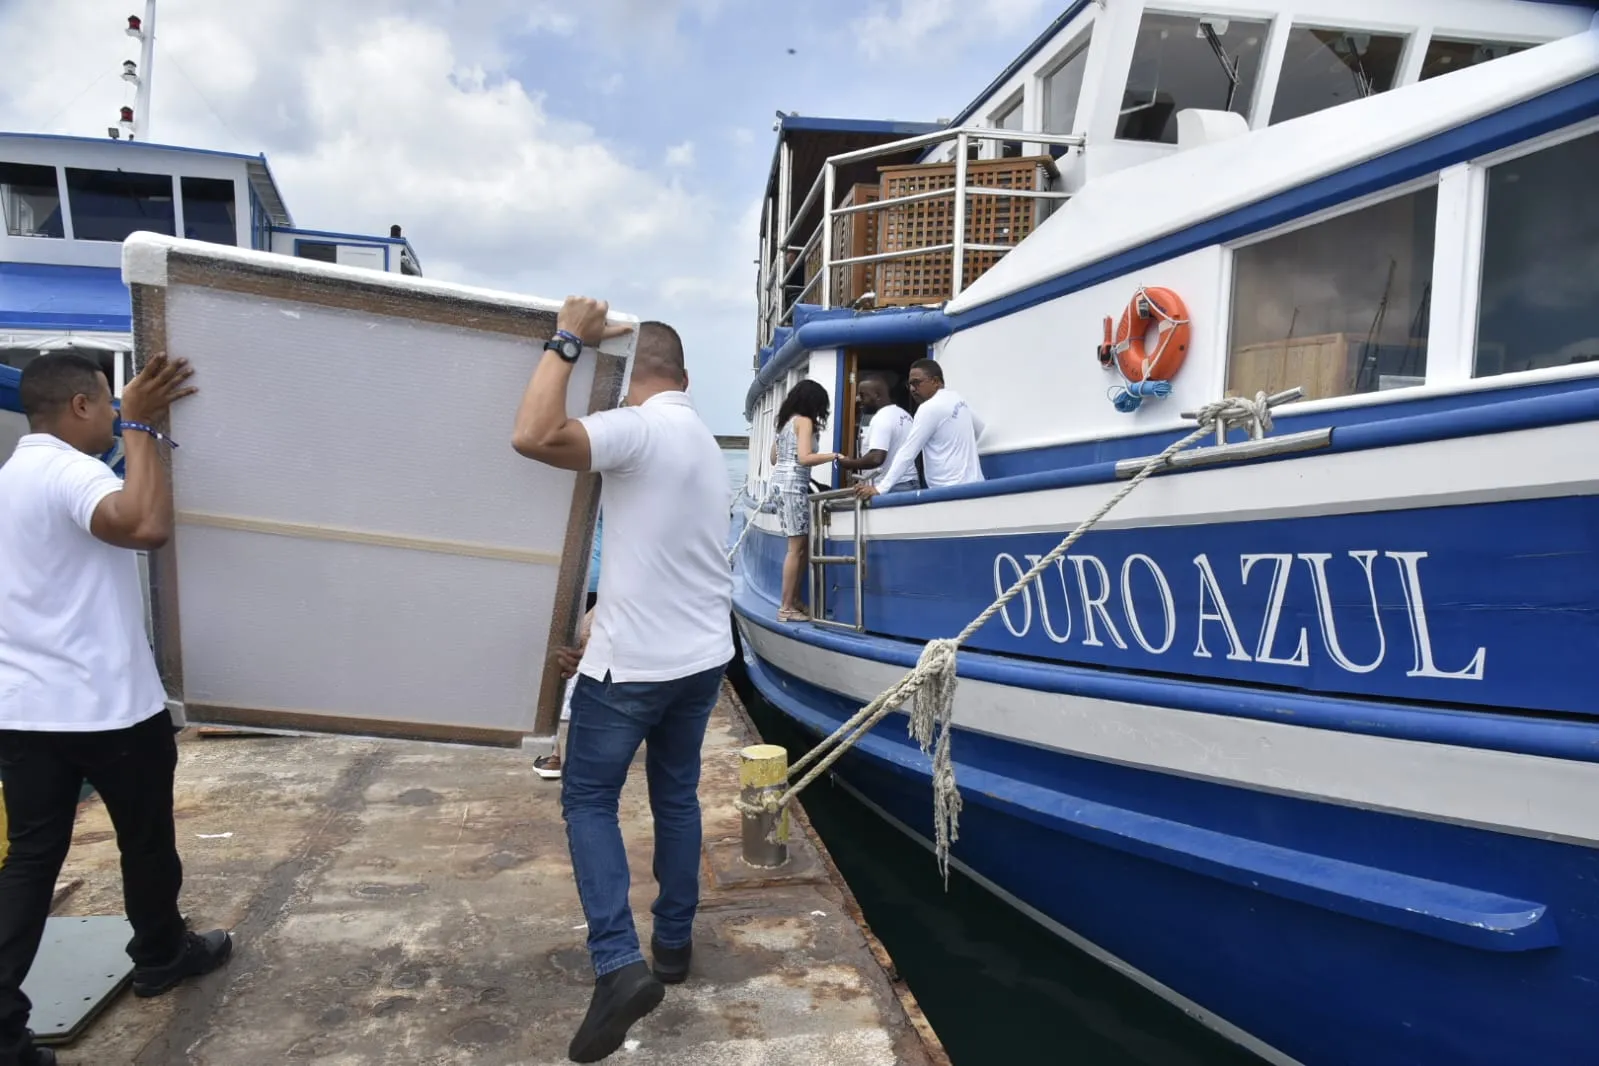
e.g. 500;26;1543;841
748;0;1598;490
0;133;420;399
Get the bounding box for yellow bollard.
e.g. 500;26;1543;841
739;744;790;869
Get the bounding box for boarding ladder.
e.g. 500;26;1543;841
807;487;866;631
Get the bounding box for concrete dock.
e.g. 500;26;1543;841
31;686;948;1065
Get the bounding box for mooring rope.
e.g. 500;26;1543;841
726;479;780;567
736;393;1278;883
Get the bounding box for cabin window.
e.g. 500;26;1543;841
0;162;64;239
993;97;1024;159
1041;36;1091;140
1228;186;1438;402
295;240;339;263
1419;39;1529;82
1474;129;1599;378
1118;13;1268;144
65;168;175;242
1270;28;1407;125
180;177;237;246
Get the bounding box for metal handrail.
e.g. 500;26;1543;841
772;124;1087;329
807;488;866;632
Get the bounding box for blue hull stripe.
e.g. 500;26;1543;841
947;71;1599;332
732;584;1599;764
744;652;1554;952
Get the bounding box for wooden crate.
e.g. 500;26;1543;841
1228;332;1361;402
804;183;881;307
874;155;1057;306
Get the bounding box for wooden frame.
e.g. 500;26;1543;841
130;240;628;746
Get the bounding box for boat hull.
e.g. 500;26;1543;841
732;599;1599;1066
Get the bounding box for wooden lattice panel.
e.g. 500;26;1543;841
876;156;1057;306
804;183;881;307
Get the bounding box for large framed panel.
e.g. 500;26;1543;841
123;234;632;745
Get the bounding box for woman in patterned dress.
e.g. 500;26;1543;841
770;381;838;622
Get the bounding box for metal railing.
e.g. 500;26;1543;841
807;488;866;632
763;126;1085;341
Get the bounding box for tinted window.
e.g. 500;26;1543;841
1475;130;1599;377
0;162;63;238
1119;13;1268;143
295;240;338;263
1229;187;1438;401
181;176;237;246
1271;28;1407;125
65;168;175;242
1420;38;1529;81
1042;38;1091;135
994;97;1023;158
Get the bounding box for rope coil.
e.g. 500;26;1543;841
735;393;1279;883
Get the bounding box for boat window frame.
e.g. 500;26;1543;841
986;91;1026;161
1115;6;1276;144
1265;21;1418;127
1216;173;1444;413
1037;29;1094;139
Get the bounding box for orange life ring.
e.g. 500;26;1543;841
1098;286;1192;385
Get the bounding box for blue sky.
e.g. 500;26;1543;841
0;0;1059;432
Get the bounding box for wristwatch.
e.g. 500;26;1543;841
544;330;583;363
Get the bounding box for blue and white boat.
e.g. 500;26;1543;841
0;0;422;458
732;2;1599;1063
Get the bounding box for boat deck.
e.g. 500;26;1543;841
23;687;945;1065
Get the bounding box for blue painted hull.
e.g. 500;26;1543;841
737;640;1599;1066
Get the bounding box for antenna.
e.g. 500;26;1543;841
116;1;157;141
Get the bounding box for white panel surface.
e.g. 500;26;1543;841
136;243;624;741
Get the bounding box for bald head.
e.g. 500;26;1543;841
624;321;689;405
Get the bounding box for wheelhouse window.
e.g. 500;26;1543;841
992;97;1024;159
1228;186;1438;402
1420;38;1529;81
65;168;175;242
180;177;237;246
0;162;64;238
294;240;338;263
1041;37;1091;139
1475;129;1599;377
1270;28;1407;125
1118;13;1268;144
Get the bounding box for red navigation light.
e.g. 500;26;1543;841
127;15;141;31
120;106;134;122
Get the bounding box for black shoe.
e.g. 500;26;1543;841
0;1031;55;1066
567;961;664;1063
132;929;234;998
650;936;692;985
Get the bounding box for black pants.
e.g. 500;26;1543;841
0;712;186;1049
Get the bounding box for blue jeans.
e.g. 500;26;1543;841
561;665;724;978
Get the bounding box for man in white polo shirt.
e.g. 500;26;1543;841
512;298;733;1063
836;374;920;493
0;353;232;1066
857;357;985;498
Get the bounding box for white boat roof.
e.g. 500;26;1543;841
947;21;1599;314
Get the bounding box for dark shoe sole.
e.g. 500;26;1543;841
568;978;665;1063
132;932;234;998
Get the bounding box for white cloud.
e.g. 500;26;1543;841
851;0;1053;60
0;0;756;431
664;141;696;168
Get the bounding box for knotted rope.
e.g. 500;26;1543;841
737;394;1277;883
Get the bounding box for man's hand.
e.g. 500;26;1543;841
556;296;634;348
854;482;881;500
555;645;584;679
119;354;196;423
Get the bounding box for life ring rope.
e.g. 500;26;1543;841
1098;285;1192;413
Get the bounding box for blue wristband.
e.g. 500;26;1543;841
120;420;179;449
554;329;583;348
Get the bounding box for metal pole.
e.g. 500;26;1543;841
852;495;864;631
134;0;157;141
820;163;835;308
952;132;969;298
740;744;790;868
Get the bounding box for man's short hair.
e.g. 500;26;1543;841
908;358;944;384
634;321;687;386
19;353;107;421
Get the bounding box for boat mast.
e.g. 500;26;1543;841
116;0;157;141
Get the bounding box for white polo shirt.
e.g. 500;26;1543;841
875;386;986;490
0;434;168;731
576;392;734;683
860;404;919;491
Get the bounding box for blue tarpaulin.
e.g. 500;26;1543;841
0;263;131;332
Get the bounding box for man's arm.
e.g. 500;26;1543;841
835;449;886;473
862;398;943;497
88;354;195;550
511;297;633;471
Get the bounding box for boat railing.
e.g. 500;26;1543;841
765;127;1084;338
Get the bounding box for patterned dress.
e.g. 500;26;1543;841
772;419;812;537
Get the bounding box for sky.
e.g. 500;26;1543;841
0;0;1061;433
